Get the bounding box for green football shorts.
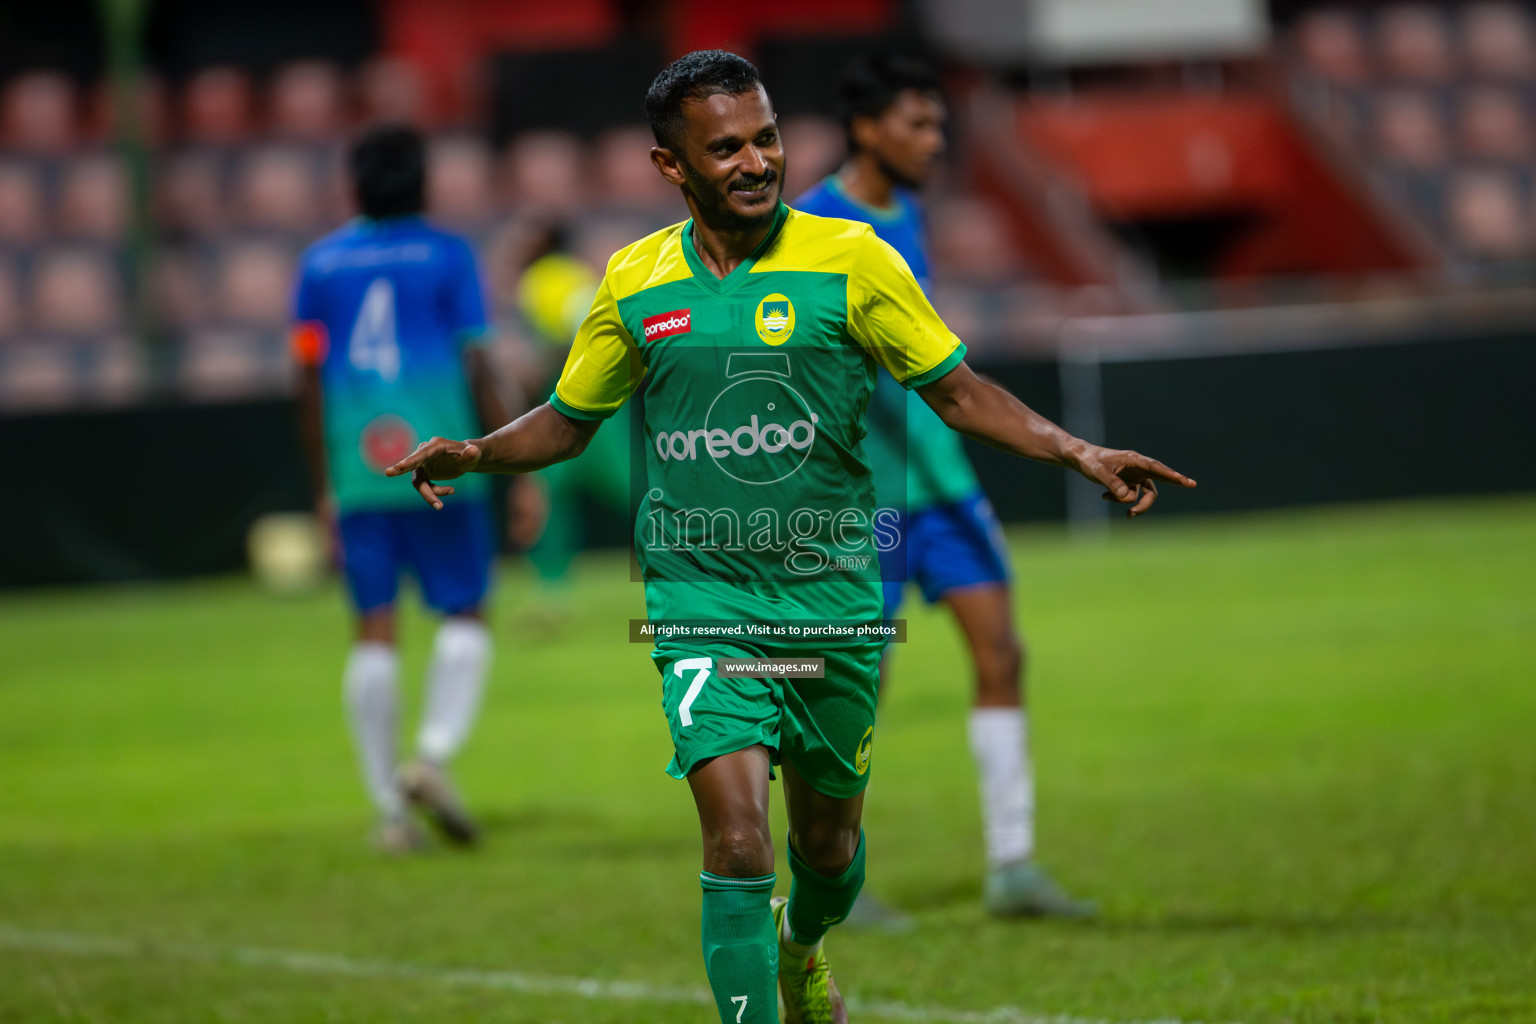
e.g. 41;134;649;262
652;639;885;799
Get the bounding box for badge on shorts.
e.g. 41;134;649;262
854;726;874;776
755;293;795;345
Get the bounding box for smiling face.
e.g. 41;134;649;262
852;88;946;191
652;85;785;233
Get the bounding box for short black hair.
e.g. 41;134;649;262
839;52;941;153
349;124;426;219
645;49;764;151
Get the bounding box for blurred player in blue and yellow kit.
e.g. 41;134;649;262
797;53;1094;919
514;225;632;603
292;125;541;853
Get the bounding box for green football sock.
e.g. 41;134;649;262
699;872;779;1024
785;830;866;948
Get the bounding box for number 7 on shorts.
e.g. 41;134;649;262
672;657;712;727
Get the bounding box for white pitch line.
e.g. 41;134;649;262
0;925;1238;1024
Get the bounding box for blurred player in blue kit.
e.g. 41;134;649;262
796;53;1094;918
292;125;543;853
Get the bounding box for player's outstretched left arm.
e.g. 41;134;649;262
918;362;1196;518
384;403;599;510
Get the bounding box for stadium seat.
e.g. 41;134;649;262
179;329;271;400
1447;167;1530;260
181;67;255;145
233;147;323;233
269;62;347;143
1376;5;1457;83
779;116;844;201
359;57;431;128
1458;86;1533;160
427;134;496;226
501;130;586;213
153;246;213;334
588;125;674;209
31;248;121;337
1461;2;1536;81
0;258;20;337
927;194;1026;284
1295;9;1372;86
87;335;145;406
1373;90;1450;168
87;74;168;146
0;160;45;246
215;239;296;328
156;150;228;236
57;155;128;241
1;72;77;154
0;341;81;410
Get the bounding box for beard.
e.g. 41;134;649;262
681;158;784;232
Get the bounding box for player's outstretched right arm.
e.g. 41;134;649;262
384;403;599;510
918;361;1196;518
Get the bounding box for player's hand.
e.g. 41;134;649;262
1072;445;1197;518
385;437;483;510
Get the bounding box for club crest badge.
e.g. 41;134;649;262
755;293;795;345
854;726;874;776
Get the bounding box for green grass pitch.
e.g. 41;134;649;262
1;496;1533;1023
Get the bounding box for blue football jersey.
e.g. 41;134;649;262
293;216;491;512
794;176;979;510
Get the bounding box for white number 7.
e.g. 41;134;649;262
731;995;748;1022
673;657;712;727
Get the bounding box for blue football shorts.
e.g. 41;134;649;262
337;498;494;616
879;491;1012;618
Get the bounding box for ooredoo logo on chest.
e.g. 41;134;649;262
643;309;691;340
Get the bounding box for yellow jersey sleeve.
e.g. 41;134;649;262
550;272;646;420
846;227;966;389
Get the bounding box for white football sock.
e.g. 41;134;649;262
417;617;492;765
344;641;403;818
968;707;1035;867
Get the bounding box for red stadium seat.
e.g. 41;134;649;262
233;147;322;232
269;62;348;143
1461;2;1536;81
180;330;270;401
588;125;674;209
927;194;1027;285
32;248;121;337
1373;90;1449;168
0;341;80;410
779;116;844;202
58;155;129;241
428;135;496;225
216;239;296;327
0;160;45;246
156;150;228;235
0;259;20;337
182;67;255;145
501;131;586;213
1295;9;1372;85
359;57;431;128
1;72;78;154
1447;167;1530;259
1458;86;1533;160
1376;5;1457;82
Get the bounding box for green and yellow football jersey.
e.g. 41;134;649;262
550;203;964;633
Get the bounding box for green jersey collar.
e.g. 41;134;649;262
680;202;789;295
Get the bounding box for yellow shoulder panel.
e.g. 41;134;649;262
751;208;868;276
603;220;693;301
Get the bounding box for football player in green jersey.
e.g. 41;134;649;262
387;50;1195;1024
